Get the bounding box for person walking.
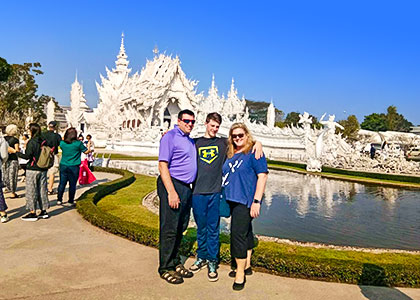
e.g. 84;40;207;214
18;133;30;182
222;123;268;291
0;133;9;223
45;121;62;195
3;124;20;198
57;127;91;206
157;109;197;284
13;123;50;221
85;134;95;170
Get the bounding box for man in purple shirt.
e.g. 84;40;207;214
157;109;197;284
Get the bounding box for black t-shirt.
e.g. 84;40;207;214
43;131;62;154
5;136;19;161
193;137;228;194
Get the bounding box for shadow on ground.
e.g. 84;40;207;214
359;263;412;300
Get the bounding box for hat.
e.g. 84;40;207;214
48;121;57;127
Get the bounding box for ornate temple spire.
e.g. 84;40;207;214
114;32;131;74
228;78;238;100
208;74;218;99
267;100;276;128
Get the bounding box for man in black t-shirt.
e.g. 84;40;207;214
189;113;262;282
44;121;62;194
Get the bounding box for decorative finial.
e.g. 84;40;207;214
153;45;159;56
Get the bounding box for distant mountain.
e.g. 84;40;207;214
245;99;283;125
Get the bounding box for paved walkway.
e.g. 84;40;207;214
1;172;419;300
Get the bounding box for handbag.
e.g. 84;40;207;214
219;187;231;218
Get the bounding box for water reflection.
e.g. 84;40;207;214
265;171;405;217
253;170;420;250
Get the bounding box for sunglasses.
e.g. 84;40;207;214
231;133;245;139
182;119;196;125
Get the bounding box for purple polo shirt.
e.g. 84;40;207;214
159;125;197;184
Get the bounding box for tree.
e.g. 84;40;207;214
0;57;12;82
386;105;398;131
0;62;51;129
361;113;387;131
361;106;413;132
284;111;300;126
338;115;360;141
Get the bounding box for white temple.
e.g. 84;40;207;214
65;34;420;175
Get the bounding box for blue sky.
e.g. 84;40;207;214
1;1;419;125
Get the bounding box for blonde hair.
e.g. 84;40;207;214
227;123;255;158
5;124;18;136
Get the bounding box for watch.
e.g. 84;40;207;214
253;199;262;204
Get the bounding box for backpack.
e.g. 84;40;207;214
34;140;55;169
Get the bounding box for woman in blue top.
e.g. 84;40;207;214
57;128;91;206
222;123;268;291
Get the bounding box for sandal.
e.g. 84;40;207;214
176;264;194;278
161;271;184;284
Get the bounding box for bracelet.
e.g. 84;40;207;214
253;199;262;204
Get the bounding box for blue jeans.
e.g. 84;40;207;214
58;165;80;203
192;193;220;262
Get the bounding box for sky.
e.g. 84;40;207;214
1;1;420;125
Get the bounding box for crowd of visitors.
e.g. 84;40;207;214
0;121;95;223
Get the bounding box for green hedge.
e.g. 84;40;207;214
321;166;420;184
77;167;159;248
77;167;420;287
268;159;420;185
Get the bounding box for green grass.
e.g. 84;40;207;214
268;162;420;189
97;174;158;228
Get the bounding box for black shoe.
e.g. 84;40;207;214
21;213;38;222
39;210;49;219
229;267;253;278
233;276;246;291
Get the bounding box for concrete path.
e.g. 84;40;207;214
1;172;419;300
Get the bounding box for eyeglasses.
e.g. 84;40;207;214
182;119;196;125
231;133;245;139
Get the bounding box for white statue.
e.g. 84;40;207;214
46;99;55;125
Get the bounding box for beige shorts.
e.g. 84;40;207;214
47;155;61;176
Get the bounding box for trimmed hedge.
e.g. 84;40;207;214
77;167;420;287
268;159;420;185
77;167;159;248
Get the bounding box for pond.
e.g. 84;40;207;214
247;170;420;251
103;159;420;251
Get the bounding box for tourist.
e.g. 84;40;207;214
370;144;376;159
3;124;20;198
157;109;196;284
189;112;263;282
18;133;29;182
0;133;9;223
57;127;91;206
85;134;95;170
14;123;50;221
222;123;268;291
45;121;62;195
